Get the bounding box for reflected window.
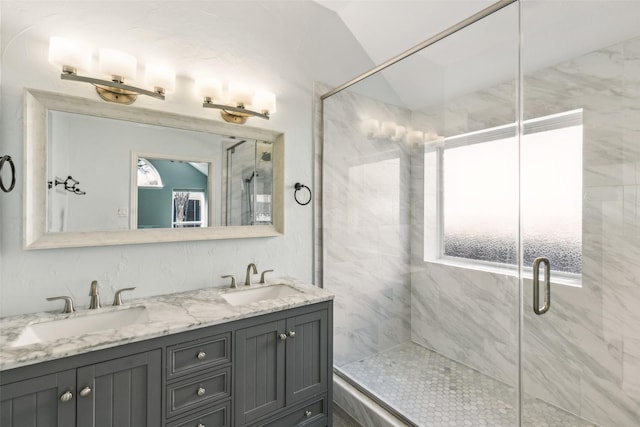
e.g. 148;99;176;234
172;191;205;228
429;109;583;276
137;158;163;188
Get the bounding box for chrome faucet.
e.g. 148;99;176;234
89;280;101;309
244;263;258;286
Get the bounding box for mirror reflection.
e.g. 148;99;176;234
47;110;273;233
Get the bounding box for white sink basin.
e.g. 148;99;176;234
221;284;301;306
10;306;149;348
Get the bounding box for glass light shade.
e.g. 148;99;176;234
393;126;407;141
406;130;425;144
361;118;379;136
195;78;223;101
380;121;396;138
99;48;137;81
252;90;277;114
228;82;253;107
48;37;92;73
144;63;175;93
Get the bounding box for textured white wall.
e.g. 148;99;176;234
0;0;374;317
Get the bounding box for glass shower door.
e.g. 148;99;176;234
520;1;640;426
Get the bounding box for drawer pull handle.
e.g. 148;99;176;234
305;410;312;417
279;333;287;341
287;330;296;338
197;387;206;396
60;391;73;402
197;351;207;360
79;387;92;398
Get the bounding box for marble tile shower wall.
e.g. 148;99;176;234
323;89;412;367
410;36;640;427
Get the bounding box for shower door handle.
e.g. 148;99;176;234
532;257;551;315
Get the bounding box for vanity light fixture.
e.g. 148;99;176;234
197;79;276;124
361;119;407;141
48;37;175;105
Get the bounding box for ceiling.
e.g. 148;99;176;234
314;0;640;110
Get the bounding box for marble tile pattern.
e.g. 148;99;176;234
0;278;333;371
322;87;412;367
409;35;640;426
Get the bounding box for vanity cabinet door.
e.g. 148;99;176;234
285;310;328;406
235;319;287;425
76;349;161;427
0;369;76;427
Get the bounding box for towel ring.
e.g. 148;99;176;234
294;182;312;206
0;155;16;193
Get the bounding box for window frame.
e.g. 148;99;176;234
427;109;583;285
171;190;207;228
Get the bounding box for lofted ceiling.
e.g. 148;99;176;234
314;0;640;111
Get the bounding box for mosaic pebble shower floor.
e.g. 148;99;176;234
339;342;595;426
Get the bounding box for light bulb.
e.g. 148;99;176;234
195;78;223;102
228;82;253;107
252;90;276;114
48;36;92;74
99;48;137;82
144;63;175;94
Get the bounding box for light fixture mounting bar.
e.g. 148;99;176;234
202;102;270;120
60;73;165;100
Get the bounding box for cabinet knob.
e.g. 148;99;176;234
287;330;296;338
79;386;92;397
305;410;312;417
59;391;73;402
197;387;206;396
197;351;207;360
197;424;205;427
279;333;287;341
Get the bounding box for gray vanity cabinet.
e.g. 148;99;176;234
0;369;76;426
235;319;287;424
76;350;162;427
1;299;332;427
235;304;331;427
0;350;161;427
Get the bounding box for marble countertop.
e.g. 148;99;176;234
0;278;333;371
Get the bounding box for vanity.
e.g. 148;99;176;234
0;280;333;427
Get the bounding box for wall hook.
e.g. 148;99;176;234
294;182;312;206
0;155;16;193
48;175;87;195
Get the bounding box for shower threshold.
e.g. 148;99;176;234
337;341;596;427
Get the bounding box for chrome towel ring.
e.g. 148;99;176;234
0;155;16;193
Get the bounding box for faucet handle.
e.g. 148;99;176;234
112;287;136;306
221;275;237;288
259;269;274;284
47;296;75;314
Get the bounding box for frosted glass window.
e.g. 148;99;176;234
521;125;582;273
440;111;582;275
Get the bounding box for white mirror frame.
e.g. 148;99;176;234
24;88;284;249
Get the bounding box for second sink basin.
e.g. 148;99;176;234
10;306;149;348
221;284;301;306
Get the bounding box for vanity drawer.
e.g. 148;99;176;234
258;395;327;427
168;332;231;379
167;401;230;427
167;367;231;418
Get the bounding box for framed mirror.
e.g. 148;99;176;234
24;88;284;249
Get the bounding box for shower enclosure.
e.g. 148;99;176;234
223;140;273;226
319;1;640;425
